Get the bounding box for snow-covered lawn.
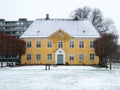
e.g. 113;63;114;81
0;64;120;90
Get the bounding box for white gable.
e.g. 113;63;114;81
20;19;100;38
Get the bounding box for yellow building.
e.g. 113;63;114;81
20;16;100;65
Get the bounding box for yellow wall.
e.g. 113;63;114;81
21;30;99;65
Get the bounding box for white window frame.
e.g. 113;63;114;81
27;41;31;48
90;54;94;60
69;41;74;48
47;54;52;60
36;54;41;60
90;41;94;48
79;41;84;48
48;41;52;48
36;41;41;48
27;54;31;60
69;54;74;60
79;54;84;61
58;41;63;48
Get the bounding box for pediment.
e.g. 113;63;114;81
55;48;65;54
48;29;72;41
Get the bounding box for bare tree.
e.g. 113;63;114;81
101;18;116;33
90;8;103;32
71;6;115;33
72;6;91;19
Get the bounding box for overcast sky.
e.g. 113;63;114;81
0;0;120;44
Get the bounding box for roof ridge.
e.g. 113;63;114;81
36;18;86;21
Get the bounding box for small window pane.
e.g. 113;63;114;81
90;54;94;60
27;41;31;48
27;54;31;60
36;54;41;60
58;41;63;48
36;41;41;48
70;41;74;48
48;41;52;48
47;54;52;60
79;54;84;60
90;41;94;48
69;54;74;60
79;41;84;48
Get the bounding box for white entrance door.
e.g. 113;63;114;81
55;48;65;64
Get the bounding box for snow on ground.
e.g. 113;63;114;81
0;64;120;90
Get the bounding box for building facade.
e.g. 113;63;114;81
20;17;100;65
0;19;33;37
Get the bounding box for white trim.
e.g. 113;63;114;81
55;48;65;64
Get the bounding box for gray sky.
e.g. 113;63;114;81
0;0;120;44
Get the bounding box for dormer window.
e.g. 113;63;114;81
37;31;40;33
83;30;85;33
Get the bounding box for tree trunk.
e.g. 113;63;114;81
7;59;9;66
1;59;3;67
109;59;112;70
19;55;21;65
99;56;104;66
105;57;108;69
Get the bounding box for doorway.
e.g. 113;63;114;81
57;54;63;64
55;48;65;65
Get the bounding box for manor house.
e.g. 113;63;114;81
20;15;100;65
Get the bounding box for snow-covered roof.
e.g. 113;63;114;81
20;19;100;38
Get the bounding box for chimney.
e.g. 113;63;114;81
46;14;49;20
73;15;79;20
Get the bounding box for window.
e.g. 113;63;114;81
58;41;63;48
27;54;31;60
79;41;84;48
90;41;94;48
27;41;31;48
36;54;41;60
48;41;52;48
69;54;74;60
47;54;52;60
70;41;74;48
90;54;94;60
36;41;41;48
79;54;84;61
59;32;62;36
